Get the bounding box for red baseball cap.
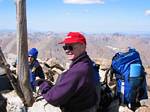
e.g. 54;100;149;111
59;32;86;44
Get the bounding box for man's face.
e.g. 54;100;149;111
28;56;34;64
63;43;86;60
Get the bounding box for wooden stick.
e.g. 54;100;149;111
16;0;34;106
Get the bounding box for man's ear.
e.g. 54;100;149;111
81;43;86;50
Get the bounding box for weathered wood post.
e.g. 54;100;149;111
16;0;34;106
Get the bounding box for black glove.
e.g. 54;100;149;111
34;79;45;86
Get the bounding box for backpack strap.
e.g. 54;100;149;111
104;66;116;85
104;67;111;85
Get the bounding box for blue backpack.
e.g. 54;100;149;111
111;48;148;106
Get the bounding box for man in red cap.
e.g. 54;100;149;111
35;32;99;112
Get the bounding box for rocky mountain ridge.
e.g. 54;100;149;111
0;31;150;67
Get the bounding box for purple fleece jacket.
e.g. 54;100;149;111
39;52;97;111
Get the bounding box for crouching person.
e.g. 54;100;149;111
34;32;99;112
28;48;45;91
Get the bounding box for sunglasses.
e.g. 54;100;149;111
63;45;73;51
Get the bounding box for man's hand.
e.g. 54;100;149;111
34;79;54;87
34;79;45;86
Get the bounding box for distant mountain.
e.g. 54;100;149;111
0;29;16;32
0;31;150;67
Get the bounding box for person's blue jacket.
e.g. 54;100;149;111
38;52;97;112
29;60;45;89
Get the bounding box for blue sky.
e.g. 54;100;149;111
0;0;150;33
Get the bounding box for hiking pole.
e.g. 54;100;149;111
0;47;26;104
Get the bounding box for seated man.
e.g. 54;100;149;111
35;32;99;112
28;48;45;91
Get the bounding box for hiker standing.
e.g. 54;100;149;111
34;32;100;112
28;48;45;91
